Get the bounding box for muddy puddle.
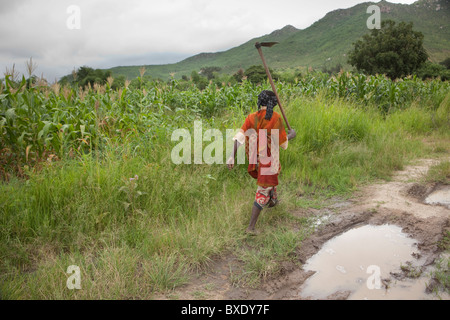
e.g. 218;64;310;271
425;185;450;209
299;224;443;300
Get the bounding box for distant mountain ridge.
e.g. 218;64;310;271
107;0;449;80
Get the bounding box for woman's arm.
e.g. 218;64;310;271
227;140;241;170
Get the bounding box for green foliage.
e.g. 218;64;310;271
111;75;126;90
2;71;448;180
322;63;343;75
416;62;450;81
244;65;268;84
200;66;221;80
295;71;449;113
348;20;428;79
60;66;112;88
233;68;245;83
244;65;279;84
425;161;450;184
440;58;450;69
0;76;265;179
190;70;208;90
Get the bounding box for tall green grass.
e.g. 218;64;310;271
279;93;447;196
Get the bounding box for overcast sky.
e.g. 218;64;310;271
0;0;417;81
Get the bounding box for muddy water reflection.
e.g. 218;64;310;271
299;224;437;300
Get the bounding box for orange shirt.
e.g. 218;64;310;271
235;108;288;187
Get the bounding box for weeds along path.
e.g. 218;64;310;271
155;157;450;300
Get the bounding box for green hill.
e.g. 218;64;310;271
108;0;449;80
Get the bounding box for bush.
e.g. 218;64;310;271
244;65;279;84
439;58;450;70
415;62;450;81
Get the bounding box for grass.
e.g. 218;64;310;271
1;85;449;299
425;161;450;184
234;226;307;288
280;94;431;193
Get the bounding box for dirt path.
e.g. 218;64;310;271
157;158;449;300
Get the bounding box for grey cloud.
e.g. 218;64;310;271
0;0;29;15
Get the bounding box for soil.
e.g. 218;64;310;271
156;158;449;300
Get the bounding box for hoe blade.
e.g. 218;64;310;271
255;41;279;49
260;42;279;47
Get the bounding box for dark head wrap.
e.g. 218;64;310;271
257;90;278;121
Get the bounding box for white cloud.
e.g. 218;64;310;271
0;0;418;81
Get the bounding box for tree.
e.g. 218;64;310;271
190;70;208;90
111;75;126;90
348;20;428;79
244;65;279;84
200;66;221;80
244;65;267;84
59;66;112;88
